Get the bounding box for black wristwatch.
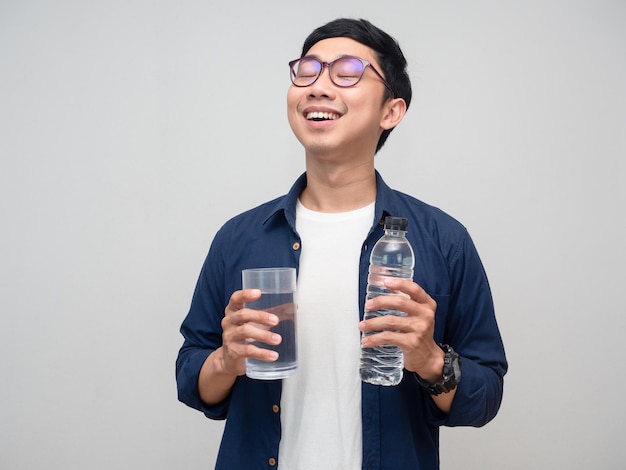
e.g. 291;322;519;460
414;344;462;396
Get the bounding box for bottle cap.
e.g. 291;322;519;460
384;216;408;231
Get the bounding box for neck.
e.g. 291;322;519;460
300;159;376;213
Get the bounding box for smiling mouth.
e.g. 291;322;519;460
306;111;340;121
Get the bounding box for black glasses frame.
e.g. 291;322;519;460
288;55;394;97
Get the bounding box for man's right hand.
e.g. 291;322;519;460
197;288;281;405
219;288;282;376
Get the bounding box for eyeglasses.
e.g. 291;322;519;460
288;55;394;96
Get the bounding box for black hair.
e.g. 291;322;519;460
301;18;412;152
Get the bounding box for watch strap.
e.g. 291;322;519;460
414;344;461;396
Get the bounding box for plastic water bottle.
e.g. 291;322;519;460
360;216;415;386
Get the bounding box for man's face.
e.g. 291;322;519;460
287;37;391;162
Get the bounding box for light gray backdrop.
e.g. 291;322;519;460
1;1;624;469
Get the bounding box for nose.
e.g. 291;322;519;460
308;63;335;98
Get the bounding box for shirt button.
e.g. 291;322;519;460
268;457;277;466
292;242;300;250
272;404;280;413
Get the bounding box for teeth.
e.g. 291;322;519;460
306;111;339;120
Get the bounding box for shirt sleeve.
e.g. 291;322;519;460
428;230;508;427
175;227;232;420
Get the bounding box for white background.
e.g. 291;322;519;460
1;1;624;468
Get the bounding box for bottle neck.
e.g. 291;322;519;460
385;229;407;237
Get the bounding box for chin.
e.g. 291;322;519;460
302;137;340;156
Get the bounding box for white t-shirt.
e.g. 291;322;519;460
278;200;375;470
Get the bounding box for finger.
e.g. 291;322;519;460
364;296;432;320
221;325;281;369
222;309;280;341
224;323;282;361
360;328;417;349
226;288;262;314
359;312;415;334
239;322;283;347
221;343;278;376
361;332;433;370
243;343;280;363
365;296;416;318
369;280;437;313
385;278;434;303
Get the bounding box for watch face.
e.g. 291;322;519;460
416;345;461;395
442;346;461;386
451;354;461;382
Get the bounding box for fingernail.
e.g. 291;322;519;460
268;351;279;361
358;321;366;331
271;333;281;344
269;314;279;325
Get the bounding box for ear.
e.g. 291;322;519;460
380;97;407;131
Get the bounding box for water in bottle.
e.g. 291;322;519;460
360;216;415;386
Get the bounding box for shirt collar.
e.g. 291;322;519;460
263;170;398;231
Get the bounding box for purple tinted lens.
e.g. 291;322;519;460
332;57;365;86
293;58;322;84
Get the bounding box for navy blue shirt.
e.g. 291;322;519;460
177;172;507;469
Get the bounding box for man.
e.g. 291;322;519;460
177;18;507;469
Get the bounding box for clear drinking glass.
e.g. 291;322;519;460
242;267;297;380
